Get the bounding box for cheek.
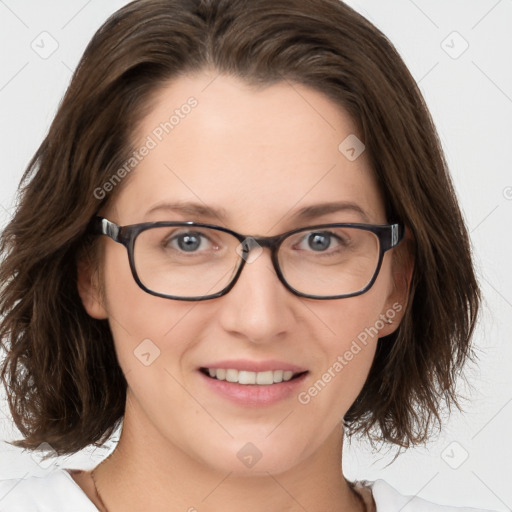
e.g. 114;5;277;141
308;263;392;351
100;242;198;374
314;296;381;379
298;264;393;408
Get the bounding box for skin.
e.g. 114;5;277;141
76;70;411;512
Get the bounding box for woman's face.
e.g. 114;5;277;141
80;71;406;475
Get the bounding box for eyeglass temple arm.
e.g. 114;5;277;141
88;216;121;242
387;223;405;250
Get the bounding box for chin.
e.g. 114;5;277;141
195;438;305;477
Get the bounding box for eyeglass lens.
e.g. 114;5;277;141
132;225;381;299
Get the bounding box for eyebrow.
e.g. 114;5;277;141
144;200;371;224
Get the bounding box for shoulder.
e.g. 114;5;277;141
0;468;98;512
361;479;497;512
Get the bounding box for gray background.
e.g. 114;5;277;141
0;1;511;510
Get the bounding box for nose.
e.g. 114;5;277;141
216;245;295;344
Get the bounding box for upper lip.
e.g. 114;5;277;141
199;359;308;373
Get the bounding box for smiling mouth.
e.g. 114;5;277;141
199;367;308;385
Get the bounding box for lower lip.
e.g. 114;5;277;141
198;370;308;407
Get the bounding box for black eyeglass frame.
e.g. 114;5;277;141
88;216;405;301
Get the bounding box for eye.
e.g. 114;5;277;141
164;230;214;253
295;231;347;253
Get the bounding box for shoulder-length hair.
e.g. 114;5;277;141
0;0;479;455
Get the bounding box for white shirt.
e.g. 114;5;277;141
0;468;496;512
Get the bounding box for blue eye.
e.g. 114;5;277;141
308;232;333;251
162;230;214;253
296;231;346;253
174;232;207;252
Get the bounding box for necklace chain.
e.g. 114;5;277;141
91;468;109;512
90;461;367;512
91;452;114;512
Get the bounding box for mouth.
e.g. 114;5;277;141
199;367;309;385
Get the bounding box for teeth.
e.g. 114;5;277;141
283;370;294;381
204;368;299;385
226;369;238;383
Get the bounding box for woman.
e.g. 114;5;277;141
0;0;493;510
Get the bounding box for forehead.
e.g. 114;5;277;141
110;72;386;232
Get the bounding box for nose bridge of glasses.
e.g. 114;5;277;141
234;232;286;272
230;234;288;298
238;233;281;252
230;234;285;287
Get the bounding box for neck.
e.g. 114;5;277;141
91;393;363;512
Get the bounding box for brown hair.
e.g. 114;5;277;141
0;0;480;455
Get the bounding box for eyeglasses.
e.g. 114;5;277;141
88;216;405;301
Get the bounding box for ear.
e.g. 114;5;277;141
76;247;109;320
378;226;415;337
